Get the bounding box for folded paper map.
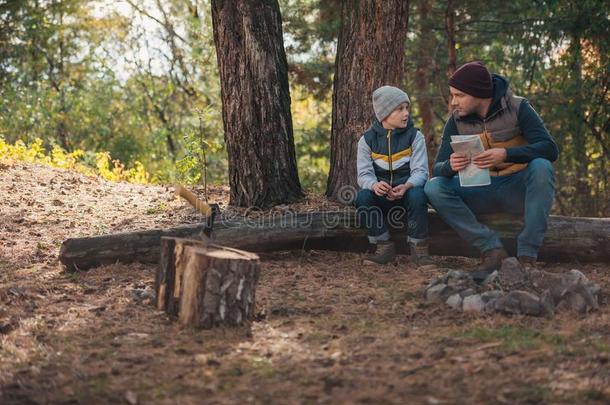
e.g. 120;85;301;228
450;135;491;187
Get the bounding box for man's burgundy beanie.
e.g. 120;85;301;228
448;61;493;98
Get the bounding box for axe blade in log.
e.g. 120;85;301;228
175;184;219;237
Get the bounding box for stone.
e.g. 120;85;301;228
556;283;600;314
131;286;154;301
446;270;474;289
459;288;476;298
125;391;138;405
481;290;504;303
425;284;448;303
482;270;498;286
423;265;602;318
446;294;462;310
586;283;601;297
568;292;587;313
425;276;447;290
571;283;599;310
498;257;527;286
193;354;209;364
491;290;547;316
446;270;469;279
567;269;589;284
462;295;485;313
540;289;555;318
484;300;497;314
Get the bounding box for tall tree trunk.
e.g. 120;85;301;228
415;0;438;164
569;34;590;216
325;0;409;201
56;4;70;150
445;0;457;77
445;0;457;114
211;0;303;208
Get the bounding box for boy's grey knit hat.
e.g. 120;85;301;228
372;86;410;122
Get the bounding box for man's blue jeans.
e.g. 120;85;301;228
424;158;555;259
354;186;429;244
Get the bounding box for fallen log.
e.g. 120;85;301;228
59;210;610;270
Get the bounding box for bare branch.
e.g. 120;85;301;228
124;0;188;44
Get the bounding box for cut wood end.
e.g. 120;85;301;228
205;249;254;260
187;245;259;261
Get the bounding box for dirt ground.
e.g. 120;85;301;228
1;162;609;404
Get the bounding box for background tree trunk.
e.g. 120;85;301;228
568;33;590;216
211;0;303;208
445;0;457;114
325;0;410;201
415;0;438;164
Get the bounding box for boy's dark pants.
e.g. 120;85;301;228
354;186;429;244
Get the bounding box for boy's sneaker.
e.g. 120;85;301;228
409;241;435;267
363;241;396;265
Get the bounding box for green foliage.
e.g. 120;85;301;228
0;136;149;184
0;0;228;186
173;108;226;187
291;84;331;192
0;0;607;214
404;0;609;216
280;0;340;99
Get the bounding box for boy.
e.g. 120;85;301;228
354;85;433;266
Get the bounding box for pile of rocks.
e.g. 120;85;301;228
424;258;602;317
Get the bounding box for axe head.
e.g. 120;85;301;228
201;203;221;238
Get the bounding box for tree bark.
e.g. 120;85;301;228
445;0;457;114
415;0;438;163
569;33;590;216
156;237;259;329
325;0;410;201
211;0;303;208
59;211;610;271
445;0;457;77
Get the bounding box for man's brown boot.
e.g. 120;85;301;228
364;241;396;265
471;247;508;283
409;242;435;267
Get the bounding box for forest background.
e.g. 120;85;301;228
1;0;608;216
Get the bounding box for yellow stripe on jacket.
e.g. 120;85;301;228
371;147;412;163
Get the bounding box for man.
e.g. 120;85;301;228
424;61;558;281
354;85;433;266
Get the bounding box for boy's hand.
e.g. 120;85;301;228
372;181;391;196
387;183;411;200
450;152;470;171
472;148;507;169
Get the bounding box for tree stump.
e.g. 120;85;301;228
156;237;260;329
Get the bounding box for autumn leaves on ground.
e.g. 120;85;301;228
1;162;609;404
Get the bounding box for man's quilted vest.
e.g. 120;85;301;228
454;90;527;176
